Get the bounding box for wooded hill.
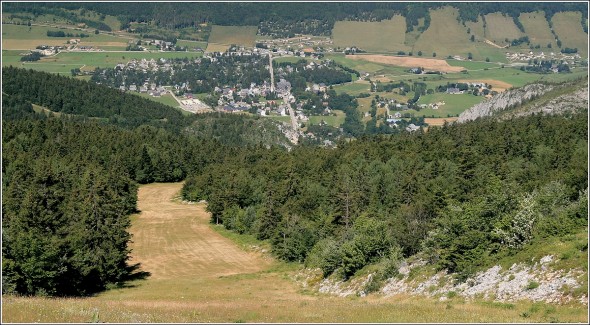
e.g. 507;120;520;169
3;2;587;36
2;67;587;297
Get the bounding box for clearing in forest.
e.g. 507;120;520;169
3;183;587;323
483;13;524;45
332;15;409;52
551;12;588;56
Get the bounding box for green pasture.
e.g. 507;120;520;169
208;25;257;47
333;82;371;96
332;15;409;53
176;39;208;50
552;12;588;57
308;110;346;127
1;23;130;45
35;51;203;69
409;93;484;117
446;59;499;70
132;92;180;109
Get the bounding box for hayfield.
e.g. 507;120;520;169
519;11;556;48
412;7;472;58
551;12;588;56
409;92;484;117
2;182;588;323
208;25;257;47
484;13;524;44
308;109;346;127
332;15;409;52
347;54;466;73
205;43;230;53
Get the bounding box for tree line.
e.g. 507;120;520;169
182;110;588;281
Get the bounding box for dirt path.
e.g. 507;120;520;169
129;183;270;280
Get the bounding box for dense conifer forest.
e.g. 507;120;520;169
2;66;588;296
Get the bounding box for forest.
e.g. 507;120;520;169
2;64;588;298
3;2;586;37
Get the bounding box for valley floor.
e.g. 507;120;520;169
2;183;587;323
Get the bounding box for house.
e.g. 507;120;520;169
393;112;402;118
276;79;291;94
446;87;462;94
406;124;420;132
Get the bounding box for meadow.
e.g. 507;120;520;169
412;7;474;59
519;11;556;48
2;183;587;323
308;110;346;127
332;15;410;53
551;12;588;57
1;24;129;50
207;25;258;48
484;13;524;45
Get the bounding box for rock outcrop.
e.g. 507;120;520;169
457;84;554;123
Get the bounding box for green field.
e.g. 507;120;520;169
308;110;346;127
332;81;371;96
1;24;130;50
519;11;556;48
446;59;500;70
132;92;181;109
552;12;588;57
273;56;308;64
411;93;485;117
332;15;409;52
484;13;524;45
208;25;257;47
176;39;208;50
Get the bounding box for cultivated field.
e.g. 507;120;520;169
347;54;466;73
2;182;588;323
519;11;556;48
332;15;410;53
484;13;524;45
551;12;588;57
208;25;257;48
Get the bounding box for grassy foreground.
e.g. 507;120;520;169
2;183;587;323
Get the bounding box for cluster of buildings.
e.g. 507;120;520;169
120;82;168;97
505;51;582;66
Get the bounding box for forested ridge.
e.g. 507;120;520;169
182;111;588;281
2;67;588;297
3;2;586;36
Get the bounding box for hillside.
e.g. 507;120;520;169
457;78;589;122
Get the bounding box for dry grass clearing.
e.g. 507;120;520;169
519;11;556;48
347;54;465;73
552;12;588;56
208;25;257;47
484;13;524;44
205;43;230;53
424;117;458;126
3;183;588;323
412;7;472;57
458;79;513;92
332;15;410;52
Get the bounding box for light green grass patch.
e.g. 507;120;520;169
308;110;346;127
408;92;484;117
176;39;208;50
333;82;371;96
333;15;409;53
446;59;499;70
